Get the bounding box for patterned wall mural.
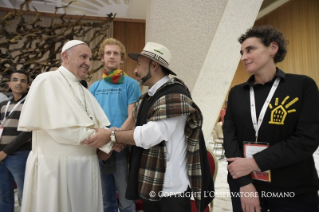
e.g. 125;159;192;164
0;0;115;91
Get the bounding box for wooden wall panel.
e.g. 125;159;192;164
113;21;146;79
87;21;145;87
0;7;146;87
229;0;319;92
216;0;319;125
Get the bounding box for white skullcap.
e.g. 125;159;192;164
61;40;86;54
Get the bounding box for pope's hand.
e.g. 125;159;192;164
82;128;111;148
113;143;127;152
97;149;113;161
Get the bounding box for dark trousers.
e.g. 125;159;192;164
228;175;244;212
143;189;191;212
228;175;319;212
259;193;319;212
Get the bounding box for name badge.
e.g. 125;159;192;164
244;142;271;182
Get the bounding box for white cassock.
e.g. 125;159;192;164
18;66;111;212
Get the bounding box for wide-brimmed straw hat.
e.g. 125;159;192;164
128;42;176;76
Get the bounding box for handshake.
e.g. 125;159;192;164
82;127;128;153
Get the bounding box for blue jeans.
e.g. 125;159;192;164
0;150;30;212
99;150;135;212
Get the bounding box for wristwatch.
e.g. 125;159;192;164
110;130;116;142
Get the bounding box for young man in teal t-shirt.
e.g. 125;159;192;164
89;38;141;212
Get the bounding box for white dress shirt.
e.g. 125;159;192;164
134;76;190;194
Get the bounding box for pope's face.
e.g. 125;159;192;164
64;44;92;79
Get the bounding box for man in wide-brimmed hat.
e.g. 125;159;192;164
83;42;214;212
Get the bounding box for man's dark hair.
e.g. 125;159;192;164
238;25;288;63
161;66;170;76
9;71;30;84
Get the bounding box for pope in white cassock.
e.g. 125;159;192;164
18;40;113;212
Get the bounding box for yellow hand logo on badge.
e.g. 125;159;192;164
269;96;298;125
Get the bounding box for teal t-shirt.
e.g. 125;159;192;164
89;76;142;128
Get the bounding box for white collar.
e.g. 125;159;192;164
60;66;80;82
148;76;170;96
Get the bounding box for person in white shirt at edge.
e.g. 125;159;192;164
18;40;115;212
83;42;214;212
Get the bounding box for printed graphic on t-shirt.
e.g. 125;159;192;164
268;96;298;125
96;88;122;95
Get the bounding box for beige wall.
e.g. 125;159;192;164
145;0;263;138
